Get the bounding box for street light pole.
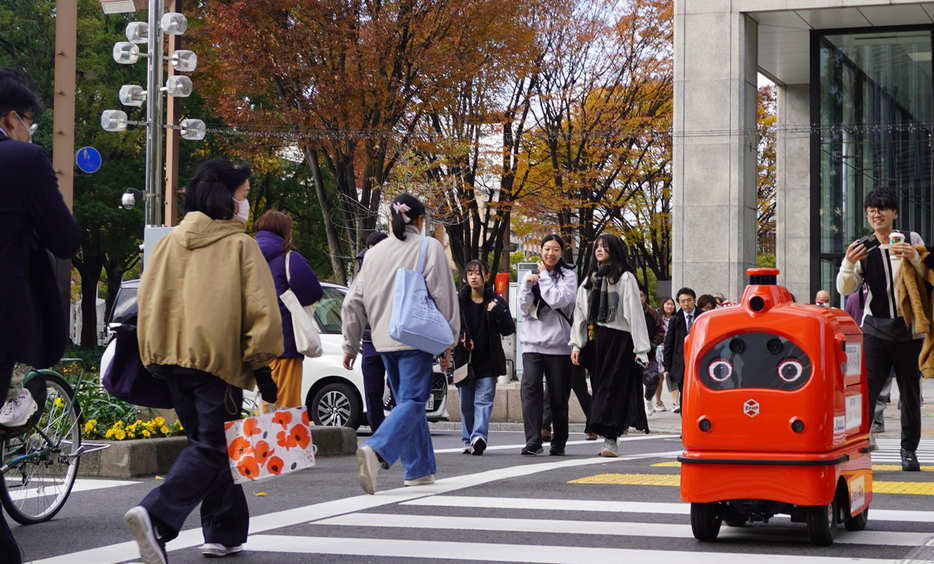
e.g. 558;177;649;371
144;0;165;226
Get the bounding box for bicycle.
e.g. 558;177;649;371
0;359;107;524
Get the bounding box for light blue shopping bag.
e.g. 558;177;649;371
388;237;455;355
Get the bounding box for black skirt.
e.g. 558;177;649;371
588;325;649;438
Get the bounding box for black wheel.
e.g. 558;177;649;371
806;497;837;546
309;382;361;429
0;372;81;524
691;502;722;542
844;507;869;532
725;517;747;527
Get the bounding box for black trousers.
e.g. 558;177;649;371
864;334;922;452
0;363;21;564
141;370;248;546
361;342;386;432
521;353;571;450
589;326;649;438
543;364;593;434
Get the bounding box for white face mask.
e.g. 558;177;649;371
233;198;250;222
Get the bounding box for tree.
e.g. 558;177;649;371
757;84;777;256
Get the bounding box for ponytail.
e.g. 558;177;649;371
391;213;408;241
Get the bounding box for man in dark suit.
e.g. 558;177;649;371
663;287;701;414
0;68;81;563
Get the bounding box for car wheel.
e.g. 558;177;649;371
844;506;868;532
806;497;836;546
690;502;721;542
309;382;361;430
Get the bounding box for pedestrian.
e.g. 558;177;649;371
254;210;323;409
453;259;515;455
0;67;81;564
654;296;676;412
517;234;578;456
570;234;650;457
814;289;831;307
126;159;284;563
837;185;925;471
356;231;390;431
697;294;717;313
342;194;458;494
663;287;702;414
639;285;665;416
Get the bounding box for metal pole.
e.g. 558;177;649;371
144;0;165;227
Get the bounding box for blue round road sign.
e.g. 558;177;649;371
75;147;102;174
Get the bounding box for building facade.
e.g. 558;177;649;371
674;0;933;305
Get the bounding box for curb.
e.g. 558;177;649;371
77;426;357;479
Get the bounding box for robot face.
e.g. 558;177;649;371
698;332;812;391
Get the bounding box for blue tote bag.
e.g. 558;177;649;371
388;237;455;355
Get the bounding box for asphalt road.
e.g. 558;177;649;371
12;426;934;564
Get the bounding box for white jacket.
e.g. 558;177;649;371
569;270;650;364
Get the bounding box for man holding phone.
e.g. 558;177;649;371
836;186;924;471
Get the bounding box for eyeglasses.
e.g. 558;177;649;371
866;207;893;217
15;113;38;136
678;297;694;305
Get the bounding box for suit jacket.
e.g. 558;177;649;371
663;308;702;384
0;134;81;367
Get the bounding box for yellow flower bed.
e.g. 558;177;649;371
84;416;184;441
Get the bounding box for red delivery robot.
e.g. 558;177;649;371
679;269;872;546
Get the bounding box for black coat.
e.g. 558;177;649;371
453;285;515;378
663;308;702;385
0;134;81;367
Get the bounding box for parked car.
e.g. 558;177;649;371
101;280;449;430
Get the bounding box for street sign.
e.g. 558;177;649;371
75;147;102;174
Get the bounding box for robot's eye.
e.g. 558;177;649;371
777;358;804;382
707;359;733;382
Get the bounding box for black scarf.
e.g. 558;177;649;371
588;266;619;324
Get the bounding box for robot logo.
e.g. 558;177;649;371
743;399;760;417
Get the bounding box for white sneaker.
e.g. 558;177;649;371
201;543;243;557
124;506;168;564
403;474;435;486
0;389;38;427
598;438;618;458
356;446;381;495
645;399;655;415
655;400;667;412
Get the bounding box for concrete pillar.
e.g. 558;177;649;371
775;84;811;301
673;1;758;303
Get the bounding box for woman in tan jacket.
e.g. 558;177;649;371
125;160;283;564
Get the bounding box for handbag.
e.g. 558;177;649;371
224;404;315;484
388;237;455;355
453;353;474;386
102;324;173;409
279;251;323;358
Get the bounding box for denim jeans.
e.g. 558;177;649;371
366;350;436;481
458;377;497;447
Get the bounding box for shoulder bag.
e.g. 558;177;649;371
102;324;173;408
388;237;455;355
279;251;323;358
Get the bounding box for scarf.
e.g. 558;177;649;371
587;265;619;325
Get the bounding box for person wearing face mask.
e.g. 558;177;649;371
232;177;251;223
517;234;578;456
0;67;81;564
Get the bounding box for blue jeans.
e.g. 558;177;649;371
458;377;496;447
366;350;436;481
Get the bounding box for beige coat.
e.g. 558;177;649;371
137;212;284;390
341;225;459;355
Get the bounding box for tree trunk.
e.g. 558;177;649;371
75;255;104;348
304;146;347;284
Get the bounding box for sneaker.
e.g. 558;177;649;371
645;399;655;415
356;446;381;495
872;421;885;434
585;433;598;441
404;474;435;486
541;428;552;442
549;448;565;456
201;543;243;558
654;401;667;412
462;446;472;455
471;438;487;456
902;448;921;472
124;506;167;564
520;445;543;456
598;438;618;458
867;431;878;452
672;404;681;414
0;389;37;428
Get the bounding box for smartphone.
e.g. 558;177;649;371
856;234;881;252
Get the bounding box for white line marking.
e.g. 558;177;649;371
315;512;932;546
243;535;900;563
434;433;670;454
7;479;137;501
29;450;681;564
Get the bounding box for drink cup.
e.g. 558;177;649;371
890;232;905;257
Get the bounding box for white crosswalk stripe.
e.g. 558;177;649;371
874;438;934;463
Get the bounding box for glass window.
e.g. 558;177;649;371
815;28;933;293
315;287;345;334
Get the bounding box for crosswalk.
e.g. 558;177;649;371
874;438;934;464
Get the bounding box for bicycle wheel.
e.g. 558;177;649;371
0;372;82;524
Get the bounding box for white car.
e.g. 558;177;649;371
101;280;449;430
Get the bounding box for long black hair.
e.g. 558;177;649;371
584;233;634;290
184;159;251;220
540;233;571;280
390;193;425;241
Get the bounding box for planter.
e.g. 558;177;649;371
77;426;357;478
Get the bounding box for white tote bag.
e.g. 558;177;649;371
280;251;323;358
